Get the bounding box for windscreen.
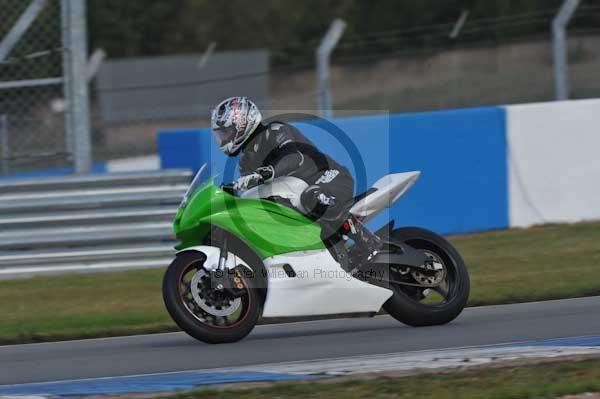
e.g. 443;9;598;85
180;163;208;207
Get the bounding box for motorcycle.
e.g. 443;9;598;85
162;164;470;344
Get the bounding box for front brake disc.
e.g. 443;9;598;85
190;269;241;317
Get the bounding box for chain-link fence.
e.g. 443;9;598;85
262;4;600;114
2;2;600;173
328;4;600;114
84;3;600;167
0;0;68;175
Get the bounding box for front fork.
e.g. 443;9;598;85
217;234;228;271
212;233;246;298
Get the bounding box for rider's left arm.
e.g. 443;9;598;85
262;126;305;179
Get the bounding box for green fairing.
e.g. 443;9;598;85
173;182;325;259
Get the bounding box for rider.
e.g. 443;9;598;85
210;97;382;261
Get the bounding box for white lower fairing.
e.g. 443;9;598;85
261;249;393;318
177;246;394;318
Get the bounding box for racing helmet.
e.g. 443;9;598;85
210;97;262;155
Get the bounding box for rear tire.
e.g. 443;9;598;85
383;227;470;327
162;251;261;344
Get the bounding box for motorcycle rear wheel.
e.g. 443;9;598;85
162;251;261;344
383;227;470;327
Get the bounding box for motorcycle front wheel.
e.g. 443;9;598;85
162;251;261;344
383;227;470;327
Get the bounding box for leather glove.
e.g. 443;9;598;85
233;173;263;191
233;166;274;191
256;166;275;182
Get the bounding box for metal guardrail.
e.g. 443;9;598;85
0;207;175;229
0;169;191;278
0;169;192;193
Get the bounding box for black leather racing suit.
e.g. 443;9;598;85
239;121;355;224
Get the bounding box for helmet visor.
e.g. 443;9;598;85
212;125;237;147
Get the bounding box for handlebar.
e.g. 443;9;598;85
221;183;236;195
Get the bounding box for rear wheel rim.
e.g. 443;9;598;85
392;238;460;307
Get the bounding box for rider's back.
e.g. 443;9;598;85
239;121;351;187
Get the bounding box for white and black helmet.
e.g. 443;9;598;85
211;97;262;155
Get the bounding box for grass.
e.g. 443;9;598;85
0;268;174;344
453;222;600;306
170;358;600;399
1;222;600;344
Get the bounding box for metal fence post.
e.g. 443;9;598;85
553;0;580;101
449;10;470;39
0;0;48;62
316;19;346;119
1;115;8;175
61;0;92;174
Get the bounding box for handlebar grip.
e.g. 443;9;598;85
221;184;236;195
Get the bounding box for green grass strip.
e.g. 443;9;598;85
1;222;599;344
172;358;600;399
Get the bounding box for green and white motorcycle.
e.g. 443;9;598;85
163;164;470;344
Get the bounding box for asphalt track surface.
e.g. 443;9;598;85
2;296;600;385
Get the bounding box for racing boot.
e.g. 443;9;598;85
342;215;386;267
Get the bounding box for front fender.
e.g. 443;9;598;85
177;246;250;271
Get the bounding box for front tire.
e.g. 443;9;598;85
162;251;261;344
383;227;470;327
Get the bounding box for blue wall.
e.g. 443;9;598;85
389;108;507;234
157;128;212;172
158;107;508;234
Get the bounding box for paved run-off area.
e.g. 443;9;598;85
1;296;600;397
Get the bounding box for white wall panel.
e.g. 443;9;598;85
508;99;600;227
